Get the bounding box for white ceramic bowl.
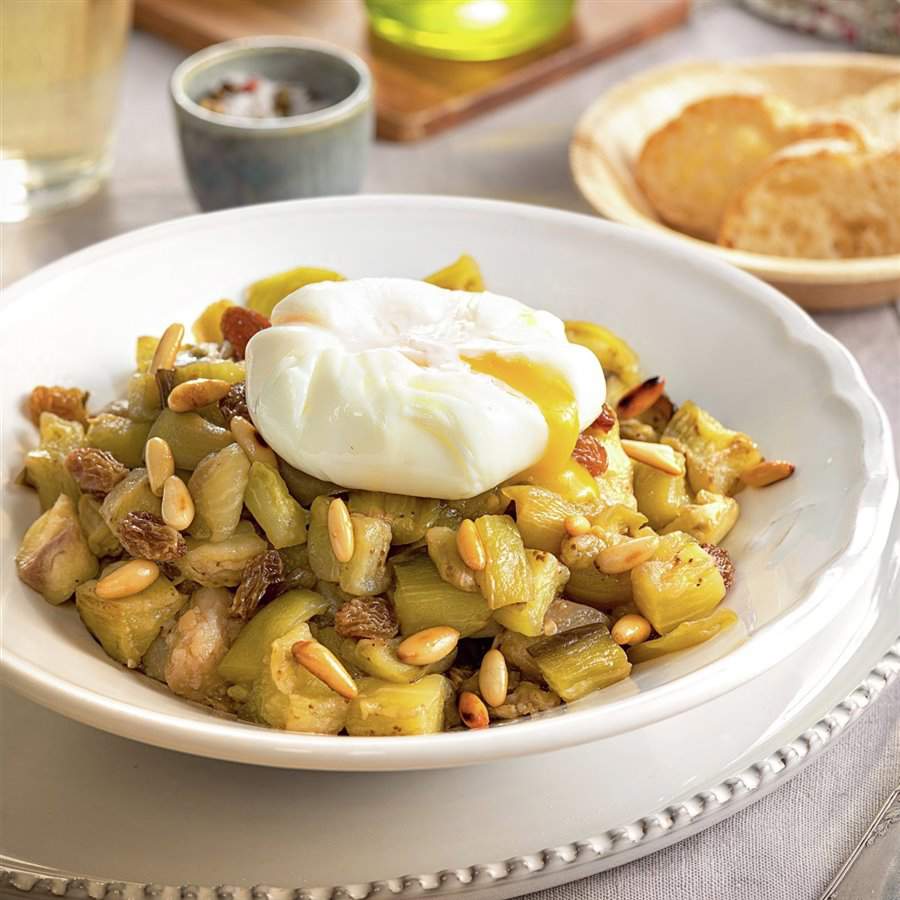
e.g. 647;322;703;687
1;196;895;771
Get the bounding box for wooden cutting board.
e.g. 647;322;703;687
136;0;690;141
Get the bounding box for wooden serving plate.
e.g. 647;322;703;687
570;53;900;311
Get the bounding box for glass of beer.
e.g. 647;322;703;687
1;0;132;222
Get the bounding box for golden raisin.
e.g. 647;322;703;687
231;550;283;619
221;307;270;360
28;386;89;426
334;596;399;640
590;403;616;433
118;511;186;561
572;433;608;477
65;447;128;495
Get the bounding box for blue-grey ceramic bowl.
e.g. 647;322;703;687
171;37;373;211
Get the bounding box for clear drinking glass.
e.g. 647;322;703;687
0;0;132;222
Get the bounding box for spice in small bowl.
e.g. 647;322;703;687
197;73;329;118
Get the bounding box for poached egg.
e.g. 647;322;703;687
245;278;605;500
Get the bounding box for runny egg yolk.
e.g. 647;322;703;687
463;353;599;502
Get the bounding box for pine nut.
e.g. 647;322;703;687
543;618;559;636
291;640;358;699
167;378;232;413
145;436;174;497
456;519;486;571
95;559;160;600
564;514;591;537
478;648;508;708
741;460;795;488
161;475;195;531
396;625;460;666
595;534;660;574
149;323;184;375
611;613;652;646
230;415;278;468
621;440;685;476
617;376;665;419
327;497;354;563
458;691;490;729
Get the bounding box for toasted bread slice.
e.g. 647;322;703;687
635;94;868;241
818;77;900;147
718;140;900;259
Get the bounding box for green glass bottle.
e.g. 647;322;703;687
365;0;575;61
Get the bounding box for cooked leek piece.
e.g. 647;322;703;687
565;566;633;609
173;358;246;386
662;490;739;545
76;568;185;667
474;514;532;610
39;412;85;454
392;556;492;637
633;457;691;531
100;468;161;534
218;589;329;683
345;674;452;736
147;409;234;470
322;631;455;684
442;488;509;523
527;623;631;701
126;372;162;423
425;525;479;593
494;549;569;637
179;521;268;587
244;460;307;549
24;449;80;511
192;299;234;343
631;531;726;634
543;597;609;634
584;416;636;511
16;494;99;604
501;485;582;553
135;335;158;373
307;496;342;582
278;461;341;507
86;414;152;468
188;443;251;542
339;514;391;596
496;630;544;682
628;609;738;663
424;254;484;292
662;401;763;496
348;491;442;545
564;321;641;406
249;623;349;734
246;266;344;317
78;494;122;558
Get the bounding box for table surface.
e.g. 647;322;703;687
1;3;898;899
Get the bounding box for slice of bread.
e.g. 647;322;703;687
717;140;900;258
818;77;900;147
635;94;868;241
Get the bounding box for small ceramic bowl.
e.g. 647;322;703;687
171;37;373;211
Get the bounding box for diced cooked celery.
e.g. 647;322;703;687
345;674;452;736
100;468;161;534
39;412;85;453
278;461;341;507
126;372;162;423
136;335;158;373
192;299;234;343
662;490;739;545
474;514;532;610
502;485;584;552
307;495;342;582
188;443;251;542
76;568;185;667
348;491;442;545
494;549;569;637
147;409;234;470
86;414;152;468
527;623;631;701
178;521;268;587
173;359;245;385
244;460;307;549
543;597;609;634
631;531;726;634
628;609;738;663
24;449;80;511
583;417;636;510
662;401;763;496
424;254;484;291
426;526;478;592
78;494;122;557
392;556;492;637
16;494;99;604
633;457;691;530
589;504;650;545
339;514;391;596
218;589;329;683
249;623;349;734
246;266;344;317
565;566;633;609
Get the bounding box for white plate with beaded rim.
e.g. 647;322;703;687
0;195;896;772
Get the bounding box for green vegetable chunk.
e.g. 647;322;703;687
424;254;484;291
76;568;185;667
661;490;739;545
24;448;80;511
16;494;99;605
565;566;633;609
246;266;345;317
345;674;452;736
278;461;341;507
392;556;492;637
474;514;531;610
426;526;478;592
39;412;85;453
633;456;691;531
174;359;246;386
147;409;234;471
86;413;152;468
631;531;727;635
307;495;342;582
628;609;738;663
218;589;329;684
494;549;569;637
339;514;391;596
126;372;162;423
100;467;161;534
188;443;251;542
179;521;268;587
243;460;307;549
528;623;631;701
502;485;584;553
78;494;121;557
348;491;443;545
